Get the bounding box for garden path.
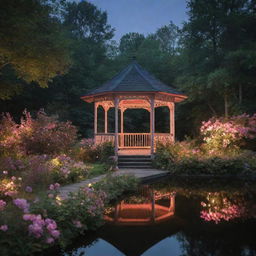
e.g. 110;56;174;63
59;169;169;199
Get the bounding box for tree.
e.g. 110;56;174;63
63;0;114;42
0;0;72;100
119;33;145;55
153;21;180;55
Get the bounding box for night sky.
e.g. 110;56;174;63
80;0;188;41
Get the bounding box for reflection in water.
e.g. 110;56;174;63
200;192;256;223
104;185;176;225
64;179;256;256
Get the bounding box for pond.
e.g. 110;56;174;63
63;178;256;256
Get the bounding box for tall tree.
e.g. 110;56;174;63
0;0;72;99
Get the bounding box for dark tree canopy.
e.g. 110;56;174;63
0;0;72;99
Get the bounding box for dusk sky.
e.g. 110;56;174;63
84;0;188;42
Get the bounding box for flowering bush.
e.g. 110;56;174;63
153;141;256;176
200;114;256;153
200;192;256;224
0;174;138;255
75;140;114;163
0;174;22;200
0;110;77;157
49;155;87;184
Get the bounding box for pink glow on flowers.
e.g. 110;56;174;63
0;225;8;232
25;186;33;193
13;198;30;213
46;237;54;244
49;183;60;191
0;200;6;211
23;214;60;242
72;220;82;228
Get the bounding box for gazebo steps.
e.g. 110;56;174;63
118;155;152;169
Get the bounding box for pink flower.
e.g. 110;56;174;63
13;198;30;213
0;225;8;232
3;171;8;175
46;222;57;231
0;200;6;211
50;230;60;238
72;220;83;228
49;183;60;191
48;193;54;199
46;237;54;244
25;186;33;193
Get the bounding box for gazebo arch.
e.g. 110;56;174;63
81;60;187;157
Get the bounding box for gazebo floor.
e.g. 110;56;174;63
118;148;151;156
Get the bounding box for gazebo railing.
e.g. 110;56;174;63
95;133;115;145
119;133;151;148
95;133;174;148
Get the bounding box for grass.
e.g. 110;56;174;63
86;163;110;179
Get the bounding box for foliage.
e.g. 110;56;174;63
76;139;114;163
93;174;139;202
0;173;138;255
49;155;87;185
154;140;256;176
0;0;72;99
201;114;256;152
0;110;77;157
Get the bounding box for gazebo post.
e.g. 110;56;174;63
150;96;155;156
120;108;125;147
104;106;109;134
94;102;98;135
114;96;119;157
171;103;175;141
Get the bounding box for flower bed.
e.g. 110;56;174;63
0;175;138;255
153;114;256;176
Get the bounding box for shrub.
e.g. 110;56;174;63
76;140;114;163
19;110;77;155
0;175;138;254
93;174;138;202
49;155;87;184
200;114;256;153
154;141;201;169
0;110;78;157
153;141;256;176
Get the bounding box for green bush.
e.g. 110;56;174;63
74;140;114;163
93;174;138;202
153;141;256;176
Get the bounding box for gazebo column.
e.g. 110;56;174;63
169;102;175;141
114;96;119;157
94;102;98;135
120;108;125;147
104;106;109;133
150;96;155;156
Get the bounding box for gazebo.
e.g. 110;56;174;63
81;60;187;157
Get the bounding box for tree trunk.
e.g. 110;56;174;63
207;102;217;115
224;93;228;117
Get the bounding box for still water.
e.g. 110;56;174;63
64;178;256;256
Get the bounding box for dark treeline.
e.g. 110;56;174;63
0;0;256;139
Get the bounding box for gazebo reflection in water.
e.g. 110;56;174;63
104;185;176;225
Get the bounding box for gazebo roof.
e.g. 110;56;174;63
81;60;187;102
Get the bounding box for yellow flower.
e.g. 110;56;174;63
51;158;61;167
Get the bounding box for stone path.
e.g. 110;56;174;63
59;169;169;198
